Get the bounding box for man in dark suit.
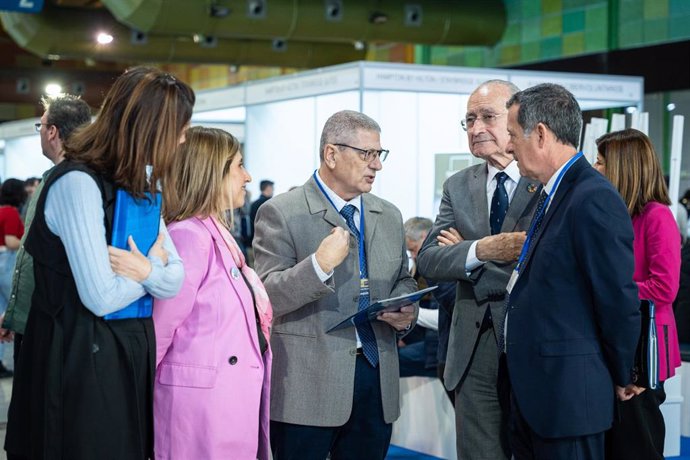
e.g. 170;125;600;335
417;80;540;460
254;110;418;460
248;179;274;246
503;83;640;459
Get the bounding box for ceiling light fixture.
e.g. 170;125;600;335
45;83;63;96
369;11;388;25
96;32;114;45
210;5;231;18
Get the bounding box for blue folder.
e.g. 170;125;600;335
103;189;162;321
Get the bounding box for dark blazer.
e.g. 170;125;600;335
506;156;640;438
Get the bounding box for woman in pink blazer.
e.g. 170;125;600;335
595;128;681;460
154;127;273;460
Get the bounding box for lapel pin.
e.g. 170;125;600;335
231;267;240;280
527;183;538;193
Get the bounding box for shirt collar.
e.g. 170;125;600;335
487;159;520;184
544;156;573;197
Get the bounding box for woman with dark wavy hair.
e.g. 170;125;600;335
595;128;681;460
5;66;195;460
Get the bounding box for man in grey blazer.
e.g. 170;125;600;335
254;110;418;460
417;80;540;460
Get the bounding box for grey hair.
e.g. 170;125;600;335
404;217;433;242
319;110;381;161
41;94;92;142
506;83;582;148
473;79;520;97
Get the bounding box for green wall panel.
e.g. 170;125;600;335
563;10;586;33
417;0;690;68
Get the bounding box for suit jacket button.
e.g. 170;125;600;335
475;321;481;328
228;356;238;365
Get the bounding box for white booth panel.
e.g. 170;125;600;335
245;91;359;197
363;91;419;222
3;136;52;180
362;91;469;222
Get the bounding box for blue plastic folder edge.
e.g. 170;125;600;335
103;190;161;321
326;285;438;333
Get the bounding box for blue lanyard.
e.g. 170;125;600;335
515;152;583;273
313;171;367;281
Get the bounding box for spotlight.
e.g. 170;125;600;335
353;40;365;51
16;78;30;95
96;32;114;44
369;11;388;25
194;34;218;47
71;82;86;95
667;103;676;112
625;106;637;114
210;5;231;17
272;38;287;52
405;4;422;26
247;0;266;18
325;0;342;21
131;30;148;45
45;83;63;96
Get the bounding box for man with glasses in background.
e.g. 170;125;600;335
417;80;540;460
0;94;91;367
254;109;418;459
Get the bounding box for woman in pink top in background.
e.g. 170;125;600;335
154;126;272;460
595;128;681;460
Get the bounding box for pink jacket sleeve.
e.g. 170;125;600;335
153;221;211;366
636;205;681;305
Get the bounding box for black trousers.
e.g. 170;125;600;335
510;391;605;460
271;353;393;460
605;382;666;460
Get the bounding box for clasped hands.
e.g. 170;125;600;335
108;233;168;282
615;384;646;401
314;227;415;332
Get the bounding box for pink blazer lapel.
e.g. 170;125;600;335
197;217;263;356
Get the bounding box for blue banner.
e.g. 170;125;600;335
0;0;44;13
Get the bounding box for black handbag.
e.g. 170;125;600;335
631;300;658;389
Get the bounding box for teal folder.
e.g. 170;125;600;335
104;189;161;321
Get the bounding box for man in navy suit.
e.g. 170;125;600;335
503;83;641;459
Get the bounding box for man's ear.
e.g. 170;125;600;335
324;144;337;168
535;122;549;148
47;124;59;142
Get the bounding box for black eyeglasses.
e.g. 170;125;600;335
460;112;506;131
333;143;389;162
34;123;52;133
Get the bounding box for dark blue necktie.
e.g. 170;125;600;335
490;172;509;235
340;204;379;367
